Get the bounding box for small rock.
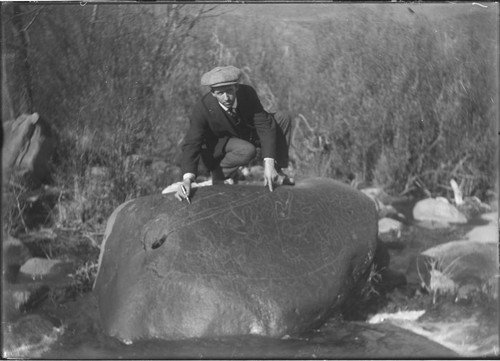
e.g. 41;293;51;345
413;198;468;225
378;218;404;245
3;236;32;281
19;258;75;282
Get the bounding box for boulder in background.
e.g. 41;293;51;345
413;198;468;225
2;113;55;187
418;240;498;300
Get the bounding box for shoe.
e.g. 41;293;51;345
226;169;240;185
277;170;295;186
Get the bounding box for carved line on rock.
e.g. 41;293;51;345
141;187;372;283
159;242;349;282
147;190;276;251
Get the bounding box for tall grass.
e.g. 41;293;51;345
207;10;497;198
3;4;497;233
6;4;215;231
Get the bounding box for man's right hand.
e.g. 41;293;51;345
263;158;278;192
175;178;192;203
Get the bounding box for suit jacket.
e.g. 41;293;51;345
181;84;276;176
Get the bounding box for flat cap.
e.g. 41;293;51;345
200;66;242;88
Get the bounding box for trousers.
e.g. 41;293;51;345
207;111;292;180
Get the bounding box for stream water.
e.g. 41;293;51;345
38;293;456;359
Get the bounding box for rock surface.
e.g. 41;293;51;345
413;197;468;225
19;258;75;282
3;236;32;281
94;178;378;342
2;113;55;187
369;310;496;357
378;217;404;245
419;240;498;298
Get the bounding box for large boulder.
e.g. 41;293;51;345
93;178;378;343
2;113;55;187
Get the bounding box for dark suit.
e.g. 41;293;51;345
181;84;277;177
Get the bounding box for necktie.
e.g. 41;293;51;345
227;107;240;125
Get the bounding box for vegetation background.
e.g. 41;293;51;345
2;2;498;237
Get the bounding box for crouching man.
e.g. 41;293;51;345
175;65;294;203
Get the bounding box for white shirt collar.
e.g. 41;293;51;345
218;98;238;111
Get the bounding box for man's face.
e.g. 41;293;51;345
211;84;238;108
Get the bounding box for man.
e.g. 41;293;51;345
175;65;294;203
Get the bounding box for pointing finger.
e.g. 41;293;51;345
267;177;274;192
